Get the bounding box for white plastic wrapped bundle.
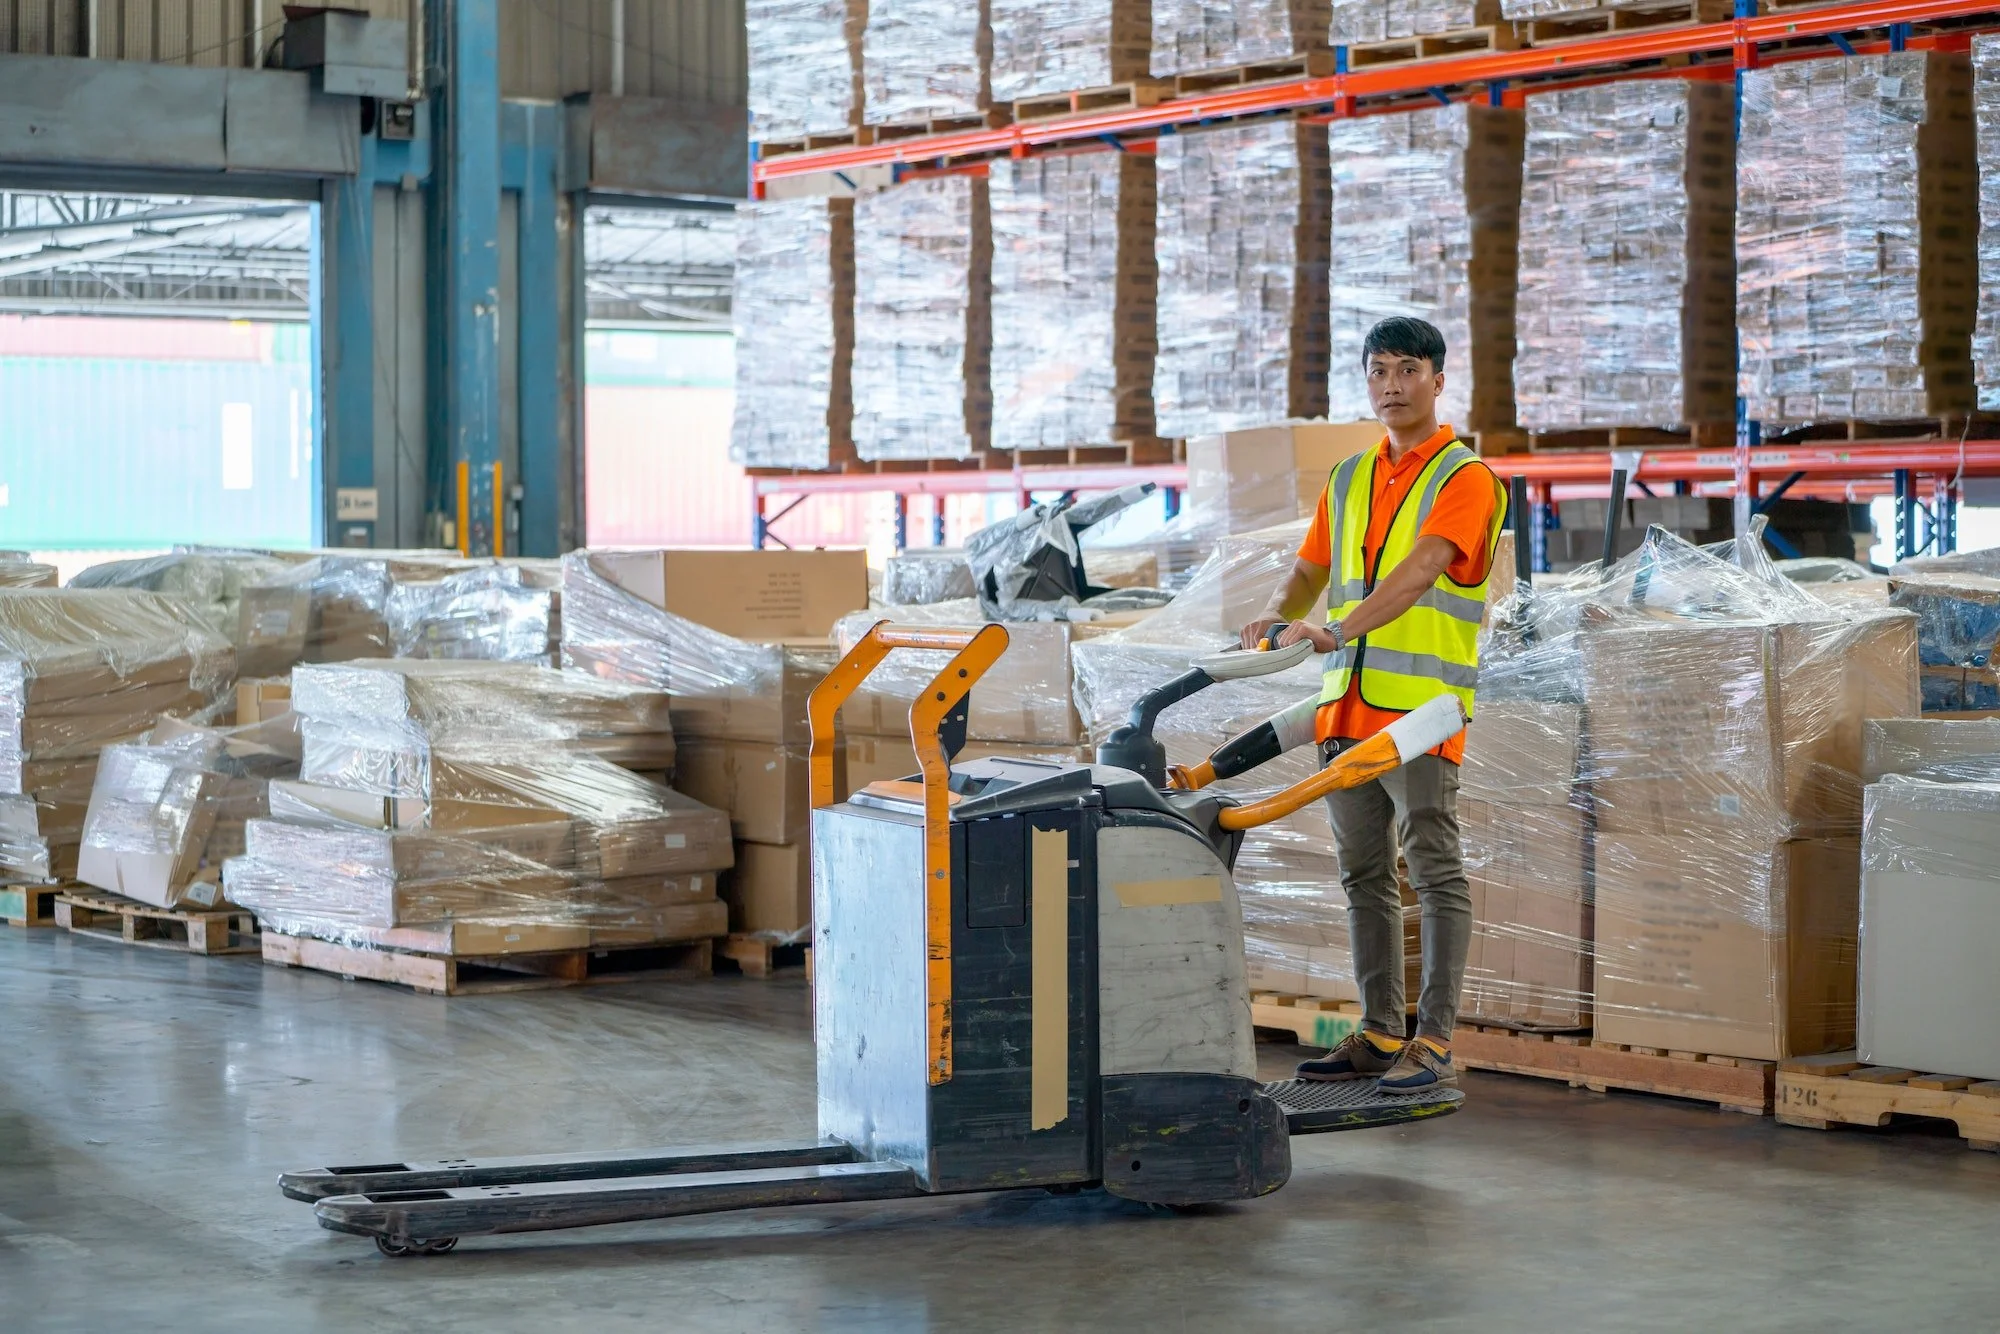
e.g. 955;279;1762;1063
235;555;399;677
1330;0;1493;44
1155;121;1331;439
747;0;863;141
1327;103;1523;432
731;197;855;470
1738;52;1976;427
0;563;56;589
990;152;1157;453
1150;0;1329;77
387;565;556;665
70;550;293;649
853;176;992;461
1974;36;2000;409
862;0;989;124
991;0;1150;101
1515;79;1737;431
882;549;978;604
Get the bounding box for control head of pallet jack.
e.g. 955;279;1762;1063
1094;626;1315;787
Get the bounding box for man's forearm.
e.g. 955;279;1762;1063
1267;566;1323;622
1336;537;1457;641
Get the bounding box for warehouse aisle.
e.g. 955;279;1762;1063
2;928;1996;1333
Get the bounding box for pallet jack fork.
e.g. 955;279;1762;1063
285;624;1466;1255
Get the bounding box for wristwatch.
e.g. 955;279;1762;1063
1328;622;1346;653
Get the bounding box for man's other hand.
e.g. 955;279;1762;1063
1276;622;1342;653
1239;617;1283;650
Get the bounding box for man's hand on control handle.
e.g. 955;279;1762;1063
1238;617;1284;650
1276;622;1342;653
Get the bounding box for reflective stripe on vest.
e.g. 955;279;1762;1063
1319;440;1503;720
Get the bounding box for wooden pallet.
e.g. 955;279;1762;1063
717;933;811;979
56;890;259;956
867;107;1012;143
1252;994;1368;1048
1347;25;1520;71
1776;1053;2000;1151
1457;1027;1776;1113
1526;422;1737;452
748;450;1011;479
1523;0;1731;47
1009;437;1184;469
756;126;875;160
1760;415;2000;445
262;928;716;997
1;883;62;928
1015;79;1171;123
1174;49;1337;95
1471;427;1531;457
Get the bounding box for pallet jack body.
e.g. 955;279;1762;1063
285;624;1464;1253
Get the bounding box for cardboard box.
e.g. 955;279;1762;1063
588;548;869;641
834;614;1084;745
1462;797;1593;1030
235;676;293;725
1857;780;2000;1079
1185;420;1383;536
1863;716;2000;782
1460;701;1583;807
672;738;837;847
666;640;836;746
1245;936;1361;1004
1581;612;1918;839
237;583;312;677
725;839;812;936
1592;831;1859;1060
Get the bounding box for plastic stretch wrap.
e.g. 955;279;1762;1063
1515;80;1736;431
70;551;292;649
1738;53;1977;427
1477;527;1918;1057
882;549;978;605
990;0;1149;101
236;555;397;677
1330;0;1493;44
1155;122;1331;439
989;152;1157;452
0;563;56;589
853;177;992;461
1863;716;2000;784
1149;0;1328;77
1888;550;2000;684
731;197;855;470
559;551;838;745
861;0;989;123
1857;777;2000;1079
1327;104;1523;433
746;0;862;140
1977;37;2000;408
77;714;299;909
386;565;557;665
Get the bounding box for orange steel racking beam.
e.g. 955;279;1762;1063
752;0;2000;182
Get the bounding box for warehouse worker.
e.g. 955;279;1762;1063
1240;316;1505;1097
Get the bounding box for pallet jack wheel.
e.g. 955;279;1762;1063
376;1236;457;1257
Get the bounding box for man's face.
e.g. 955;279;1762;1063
1366;352;1443;430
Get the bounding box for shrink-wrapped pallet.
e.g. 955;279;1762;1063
1515;79;1737;431
747;0;865;140
1330;0;1494;44
1155;121;1331;439
861;0;990;124
386;565;558;665
1150;0;1330;77
0;562;56;589
71;550;292;651
990;152;1157;453
853;176;992;461
730;197;855;471
1326;103;1524;433
1739;52;1976;426
991;0;1150;101
1974;36;2000;409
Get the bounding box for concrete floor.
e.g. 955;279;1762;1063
3;928;1998;1333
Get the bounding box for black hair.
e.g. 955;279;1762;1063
1361;316;1447;373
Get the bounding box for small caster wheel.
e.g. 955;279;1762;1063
375;1237;415;1257
417;1238;459;1255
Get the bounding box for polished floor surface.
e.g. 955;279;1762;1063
3;926;1997;1332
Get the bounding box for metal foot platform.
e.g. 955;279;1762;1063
1264;1078;1464;1134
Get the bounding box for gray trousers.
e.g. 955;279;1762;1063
1319;739;1473;1042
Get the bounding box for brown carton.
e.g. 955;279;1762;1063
725;839;812;936
1460;700;1583;807
235;676;293;725
1462;796;1592;1030
1592;831;1859;1060
588;548;869;641
672;738;840;847
1184;420;1382;536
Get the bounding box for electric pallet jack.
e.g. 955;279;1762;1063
279;623;1467;1255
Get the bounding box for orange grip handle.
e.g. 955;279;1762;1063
1216;732;1400;831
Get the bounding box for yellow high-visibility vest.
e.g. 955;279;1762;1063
1318;440;1505;719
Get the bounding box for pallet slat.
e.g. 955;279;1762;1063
1777;1052;2000;1150
1523;0;1731;47
718;933;810;979
1;884;62;928
56;891;258;955
1014;80;1170;123
262;930;716;997
1173;50;1337;95
1346;25;1519;72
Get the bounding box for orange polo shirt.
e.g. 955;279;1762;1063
1295;424;1502;763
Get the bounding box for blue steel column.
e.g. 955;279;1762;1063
507;101;563;557
431;0;503;555
320;131;377;548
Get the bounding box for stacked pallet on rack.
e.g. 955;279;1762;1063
1738;51;1977;431
989;147;1160;461
1975;35;2000;410
746;0;867;152
1151;0;1331;85
991;0;1156;115
1326;100;1525;446
561;549;869;962
225;658;733;994
1154;119;1331;440
730;196;856;471
861;0;999;134
1333;0;1517;68
1504;0;1731;45
852;175;994;463
1514;77;1737;447
0;590;234;928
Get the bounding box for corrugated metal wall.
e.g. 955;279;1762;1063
0;0;744;104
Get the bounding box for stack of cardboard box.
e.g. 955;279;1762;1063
730;196;856;471
1976;35;2000;410
861;0;991;125
990;0;1150;102
989;151;1158;455
561;549;870;941
385;564;561;665
0;590;233;891
1327;103;1524;437
1150;0;1329;77
1515;79;1737;432
852;177;993;462
1183;421;1381;537
745;0;865;142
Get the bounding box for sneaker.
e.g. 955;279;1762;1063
1296;1029;1405;1082
1377;1037;1459;1095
